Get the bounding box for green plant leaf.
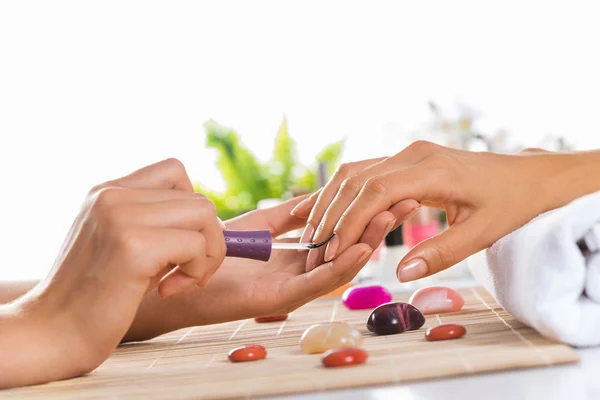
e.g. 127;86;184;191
267;116;296;198
316;139;345;179
294;167;318;193
193;182;242;220
204;120;271;204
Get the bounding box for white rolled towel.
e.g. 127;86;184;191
476;190;600;347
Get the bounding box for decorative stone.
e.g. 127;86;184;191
321;347;368;368
367;302;425;335
228;344;267;362
342;285;392;310
300;322;363;354
408;286;464;314
425;324;466;341
254;314;288;323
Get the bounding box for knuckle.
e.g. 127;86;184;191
194;199;217;221
88;183;108;197
92;187;121;211
340;175;362;194
520;147;546;154
363;176;388;197
431;241;457;270
113;229;145;258
162;157;186;172
406;140;436;154
333;163;353;180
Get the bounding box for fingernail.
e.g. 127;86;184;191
384;218;397;237
305;248;319;272
355;249;373;266
299;224;315;251
324;235;339;262
217;217;226;229
397;258;428;282
291;198;310;216
403;206;422;222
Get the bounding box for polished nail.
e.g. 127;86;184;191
384;219;397;237
355;249;373;267
305;249;319;272
299;224;315;247
324;235;339;262
397;258;428;282
291;198;311;216
217;217;226;229
403;206;422;222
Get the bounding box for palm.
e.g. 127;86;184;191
199;248;308;319
180;197;374;326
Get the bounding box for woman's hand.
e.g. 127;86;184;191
124;195;391;342
291;141;600;282
0;158;226;389
290;157;420;272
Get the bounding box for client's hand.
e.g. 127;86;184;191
124;195;391;342
0;159;226;388
291;141;600;282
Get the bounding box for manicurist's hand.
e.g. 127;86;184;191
291;141;600;282
0;158;226;389
123;194;393;342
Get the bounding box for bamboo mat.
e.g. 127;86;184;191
0;286;579;399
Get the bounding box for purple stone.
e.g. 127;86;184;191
342;285;393;310
366;302;426;335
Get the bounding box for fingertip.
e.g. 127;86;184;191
290;198;312;217
323;234;339;262
396;258;428;282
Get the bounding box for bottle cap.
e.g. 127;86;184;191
385;224;404;246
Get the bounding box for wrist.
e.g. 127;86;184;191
122;288;196;343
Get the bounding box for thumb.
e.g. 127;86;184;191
396;218;486;282
226;195;309;236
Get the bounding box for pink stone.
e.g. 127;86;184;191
342;285;393;310
408;286;464;314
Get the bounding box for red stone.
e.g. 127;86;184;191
228;345;267;362
321;347;368;368
254;314;288;323
425;324;466;341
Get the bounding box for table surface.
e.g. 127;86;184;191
262;268;598;400
262;346;600;400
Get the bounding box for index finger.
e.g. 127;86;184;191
107;158;194;192
298;158;386;244
331;161;451;261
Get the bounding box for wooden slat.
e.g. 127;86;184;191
0;287;579;399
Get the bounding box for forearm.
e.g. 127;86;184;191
0;281;39;304
121;288;195;343
0;300;87;389
538;150;600;212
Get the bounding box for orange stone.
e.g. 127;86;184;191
408;286;465;314
425;324;466;341
254;314;288;323
321;347;368;368
228;344;267;362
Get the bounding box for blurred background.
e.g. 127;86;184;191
0;1;599;283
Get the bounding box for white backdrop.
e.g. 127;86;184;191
1;1;599;280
